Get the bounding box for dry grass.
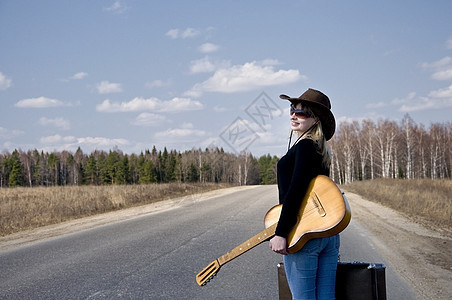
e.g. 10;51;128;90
2;180;450;237
342;179;451;230
0;183;228;236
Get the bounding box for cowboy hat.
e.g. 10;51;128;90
280;88;336;140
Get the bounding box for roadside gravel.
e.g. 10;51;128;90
343;190;452;299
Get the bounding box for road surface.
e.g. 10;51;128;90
0;185;450;299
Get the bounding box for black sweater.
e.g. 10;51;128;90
275;138;329;238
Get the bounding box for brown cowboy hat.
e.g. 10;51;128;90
279;88;336;140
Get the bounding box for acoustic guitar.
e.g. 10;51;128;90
196;175;351;286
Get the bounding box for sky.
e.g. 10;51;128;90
1;0;451;158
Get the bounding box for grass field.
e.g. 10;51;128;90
1;179;450;237
0;182;227;236
343;178;451;231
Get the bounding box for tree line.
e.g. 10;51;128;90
0;115;450;188
329;115;451;184
0;145;278;188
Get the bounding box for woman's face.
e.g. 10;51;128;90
290;103;318;133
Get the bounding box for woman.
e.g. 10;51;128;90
269;88;338;300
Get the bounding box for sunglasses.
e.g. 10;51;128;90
290;107;313;118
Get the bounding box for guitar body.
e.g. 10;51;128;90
196;175;351;286
264;175;351;253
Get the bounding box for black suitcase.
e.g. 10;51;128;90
277;262;386;300
277;263;292;300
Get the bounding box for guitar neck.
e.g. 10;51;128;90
197;175;351;287
217;223;277;266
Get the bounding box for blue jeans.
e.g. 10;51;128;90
283;234;340;300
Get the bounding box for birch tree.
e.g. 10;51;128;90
338;122;356;183
375;120;398;178
402;114;416;179
362;120;376;179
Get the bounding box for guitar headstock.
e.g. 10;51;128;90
196;260;221;286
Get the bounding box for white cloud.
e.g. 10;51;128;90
398;97;435;112
401;53;452;112
97;98;158;112
96;81;123;94
155;123;206;138
421;56;452;81
70;72;88;80
145;79;171;88
428;84;452;98
39;117;71;130
190;57;216;74
180;28;200;38
131;113;166;126
40;134;66;144
431;69;452;81
336;115;385;126
15;96;67;108
159;97;204;112
367;88;452;113
165;29;179;39
446;38;452;49
77;136;129;147
421;57;451;69
151;123;209;150
199;43;219;53
392;92;417;105
189;57;230;74
40;134;129;150
391;90;452;112
166;28;200;39
185;60;305;97
60;72;88;82
0;72;12;90
104;1;128;14
96;97;203;113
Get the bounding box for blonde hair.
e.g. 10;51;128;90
306;122;332;168
293;105;332;168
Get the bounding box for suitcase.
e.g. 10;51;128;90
336;262;386;300
277;262;386;300
277;263;292;300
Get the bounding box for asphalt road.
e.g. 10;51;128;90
0;185;417;299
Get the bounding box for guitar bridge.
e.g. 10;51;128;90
311;191;326;217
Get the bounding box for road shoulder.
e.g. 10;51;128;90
343;190;452;299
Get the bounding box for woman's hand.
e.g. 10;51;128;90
269;235;288;255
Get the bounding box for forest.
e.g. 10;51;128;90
0;115;450;188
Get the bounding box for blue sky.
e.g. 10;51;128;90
1;0;451;157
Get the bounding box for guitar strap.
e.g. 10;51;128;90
287;121;320;152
